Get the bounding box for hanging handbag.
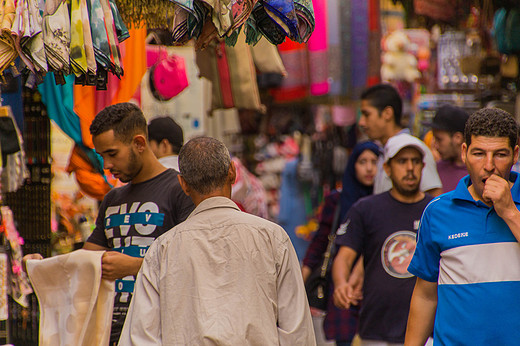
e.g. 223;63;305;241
304;202;341;311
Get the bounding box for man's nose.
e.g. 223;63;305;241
358;116;366;128
484;154;495;172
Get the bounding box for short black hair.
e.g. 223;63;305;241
464;107;518;148
89;102;147;143
361;84;403;126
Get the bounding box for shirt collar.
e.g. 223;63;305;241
189;196;241;218
452;171;520;203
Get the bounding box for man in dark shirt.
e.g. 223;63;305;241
332;134;433;345
422;104;469;192
83;102;194;344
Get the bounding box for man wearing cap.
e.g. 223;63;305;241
359;84;442;196
405;108;520;345
422;105;470;192
332;134;434;346
148;116;184;171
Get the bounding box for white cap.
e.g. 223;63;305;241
384;133;426;163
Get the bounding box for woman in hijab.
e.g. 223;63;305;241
302;141;380;346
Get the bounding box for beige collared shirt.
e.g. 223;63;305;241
119;197;315;346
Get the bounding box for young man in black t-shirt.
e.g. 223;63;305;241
83;103;194;344
332;134;434;345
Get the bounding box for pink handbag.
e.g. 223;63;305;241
149;53;189;101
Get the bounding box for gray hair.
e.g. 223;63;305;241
178;136;231;195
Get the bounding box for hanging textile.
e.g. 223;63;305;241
307;0;328;96
43;0;71;78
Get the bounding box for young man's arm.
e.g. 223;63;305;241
404;278;438;346
332;246;359;309
83;242;143;280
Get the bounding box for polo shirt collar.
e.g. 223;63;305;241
189;196;241;218
452;171;520;203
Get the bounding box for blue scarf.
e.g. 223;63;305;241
340;141;380;219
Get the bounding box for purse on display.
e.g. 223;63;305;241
304;202;341;311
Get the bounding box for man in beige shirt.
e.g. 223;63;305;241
119;136;316;345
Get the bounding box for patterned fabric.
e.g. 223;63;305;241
88;0;111;70
70;0;88;76
43;0;70;73
80;0;96;75
231;156;269;219
263;0;299;41
294;0;314;42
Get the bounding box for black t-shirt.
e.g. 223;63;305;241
87;169;195;343
335;191;433;343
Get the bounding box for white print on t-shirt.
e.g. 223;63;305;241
381;230;417;279
105;202;162;236
337;219;350;235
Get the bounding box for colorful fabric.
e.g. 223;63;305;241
42;0;70;73
294;0;315;43
262;0;299;41
70;0;88;76
307;0;328;96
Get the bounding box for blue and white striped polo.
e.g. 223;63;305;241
409;173;520;345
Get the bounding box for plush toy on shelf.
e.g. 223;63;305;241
381;30;421;83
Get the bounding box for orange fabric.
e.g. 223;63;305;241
74;25;147;150
112;26;147;104
66;146;111;201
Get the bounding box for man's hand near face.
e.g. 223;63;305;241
482;174;516;219
482;174;520;242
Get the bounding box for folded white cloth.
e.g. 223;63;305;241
27;249;115;346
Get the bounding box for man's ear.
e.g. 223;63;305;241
133;135;147;153
461;142;468;164
383;160;391;177
177;175;191;197
452;132;464;146
513;145;519;166
228;161;237;185
381;106;394;122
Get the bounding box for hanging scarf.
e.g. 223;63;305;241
307;0;328;96
88;0;111;70
23;0;47;74
294;0;314;43
0;0;17;75
42;0;71;74
339;141;380;220
80;0;96;75
70;0;88;76
262;0;299;41
99;0;122;76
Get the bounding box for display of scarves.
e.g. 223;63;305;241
0;0;18;74
22;0;47;75
294;0;314;43
166;0;315;46
88;0;111;71
99;0;122;77
42;0;70;74
80;0;96;75
262;0;299;41
11;0;38;77
307;0;328;96
70;0;88;76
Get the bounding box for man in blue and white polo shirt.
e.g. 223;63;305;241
405;107;520;346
